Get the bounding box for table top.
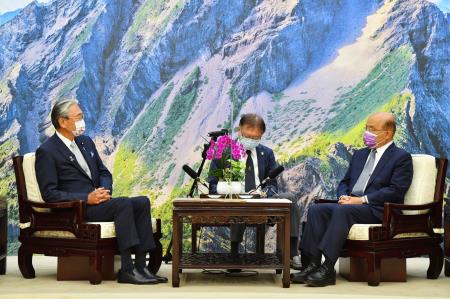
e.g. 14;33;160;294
173;197;291;206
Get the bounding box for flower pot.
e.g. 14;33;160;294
216;181;244;195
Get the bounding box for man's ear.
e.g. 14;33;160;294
58;117;66;130
388;130;395;140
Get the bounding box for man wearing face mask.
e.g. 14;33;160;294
208;113;303;268
292;112;413;287
35;99;168;285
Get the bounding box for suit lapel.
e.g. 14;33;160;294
51;134;92;180
366;143;396;188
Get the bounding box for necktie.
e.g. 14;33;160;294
351;149;377;196
245;150;256;192
70;141;92;179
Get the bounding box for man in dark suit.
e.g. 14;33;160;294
292;112;413;287
208;114;302;266
35;99;168;284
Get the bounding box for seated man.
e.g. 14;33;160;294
35;99;167;285
208;113;302;266
292;112;413;287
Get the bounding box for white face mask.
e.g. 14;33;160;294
240;136;260;151
72;119;86;137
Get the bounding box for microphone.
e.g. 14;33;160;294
261;166;285;187
182;164;208;188
208;129;229;139
250;166;285;194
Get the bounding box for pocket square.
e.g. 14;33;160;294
90;151;94;158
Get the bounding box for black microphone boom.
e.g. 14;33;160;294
182;164;208;188
260;166;285;188
183;164;198;179
207;129;229;140
268;166;285;179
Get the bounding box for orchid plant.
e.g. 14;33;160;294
206;134;246;181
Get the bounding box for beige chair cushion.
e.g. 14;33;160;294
403;154;437;215
33;221;116;239
29;218;157;239
347;224;443;240
20;152;158;237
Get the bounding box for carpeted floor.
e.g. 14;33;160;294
0;256;449;299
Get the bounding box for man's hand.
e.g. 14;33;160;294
249;189;267;198
87;187;111;205
338;195;363;205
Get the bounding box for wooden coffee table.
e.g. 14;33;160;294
171;197;291;288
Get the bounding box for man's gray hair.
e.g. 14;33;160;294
51;99;79;129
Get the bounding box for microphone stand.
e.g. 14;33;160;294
162;134;221;264
188;142;210;197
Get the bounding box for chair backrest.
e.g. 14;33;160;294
22;153;48;212
403;155;438;215
402;154;447;227
13;153;50;220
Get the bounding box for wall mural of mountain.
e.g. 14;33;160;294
0;0;449;254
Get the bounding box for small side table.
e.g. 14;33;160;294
444;198;449;277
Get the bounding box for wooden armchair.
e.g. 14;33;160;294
13;153;163;284
316;154;448;286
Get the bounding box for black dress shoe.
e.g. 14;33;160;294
305;264;336;287
290;262;319;284
139;267;168;283
117;268;159;284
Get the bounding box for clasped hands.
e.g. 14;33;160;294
338;195;364;205
87;187;111;205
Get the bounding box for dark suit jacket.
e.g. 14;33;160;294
208;144;278;196
337;143;413;220
35;133;113;203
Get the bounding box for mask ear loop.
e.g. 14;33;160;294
374;130;390;148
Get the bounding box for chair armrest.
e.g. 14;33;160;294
25;199;85;209
382;201;437;239
23;200;87;236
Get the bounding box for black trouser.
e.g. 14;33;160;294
86;196;155;252
300;203;379;263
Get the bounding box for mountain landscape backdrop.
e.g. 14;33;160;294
1;0;449;254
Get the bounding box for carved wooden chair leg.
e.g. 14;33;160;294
427;246;443;279
0;257;6;275
89;254;103;285
18;246;35;279
445;258;450;277
367;254;381;286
